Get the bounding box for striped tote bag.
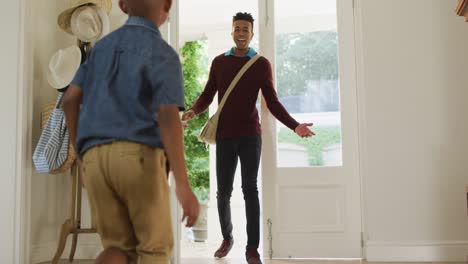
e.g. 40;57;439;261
33;93;70;173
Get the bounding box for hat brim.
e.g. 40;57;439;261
58;8;75;34
46;46;82;89
58;0;112;34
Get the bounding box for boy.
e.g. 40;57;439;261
63;0;199;263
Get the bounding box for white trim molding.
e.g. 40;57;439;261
16;0;35;262
366;240;468;262
0;0;29;264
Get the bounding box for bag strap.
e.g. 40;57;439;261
55;92;65;109
215;54;261;114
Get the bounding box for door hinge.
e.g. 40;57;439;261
267;218;273;259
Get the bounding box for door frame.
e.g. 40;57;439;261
166;1;183;263
352;0;369;259
258;0;277;258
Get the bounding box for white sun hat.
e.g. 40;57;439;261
58;0;112;34
46;46;82;89
70;5;110;43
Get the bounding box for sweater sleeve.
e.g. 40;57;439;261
191;59;217;115
261;58;300;130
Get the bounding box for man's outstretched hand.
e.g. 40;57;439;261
294;123;315;138
181;110;196;129
181;110;196;122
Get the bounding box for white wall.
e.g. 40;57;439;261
0;0;24;263
356;0;468;261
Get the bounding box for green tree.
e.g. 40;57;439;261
181;41;210;200
276;31;338;97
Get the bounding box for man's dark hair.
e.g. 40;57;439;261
233;12;254;29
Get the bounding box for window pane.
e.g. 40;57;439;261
275;0;342;167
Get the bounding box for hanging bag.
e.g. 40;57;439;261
33;93;75;173
198;54;261;144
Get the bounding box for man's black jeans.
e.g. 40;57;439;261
216;134;262;248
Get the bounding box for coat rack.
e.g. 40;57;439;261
51;163;97;264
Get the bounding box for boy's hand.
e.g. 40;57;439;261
294;123;315;138
158;105;199;226
181;110;196;122
176;183;200;227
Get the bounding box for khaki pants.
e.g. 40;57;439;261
82;141;173;264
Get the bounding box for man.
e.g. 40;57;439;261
182;12;314;264
64;0;199;263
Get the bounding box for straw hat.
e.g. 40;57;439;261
70;5;110;43
46;46;82;89
58;0;112;34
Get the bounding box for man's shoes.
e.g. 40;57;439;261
245;247;262;264
214;239;234;259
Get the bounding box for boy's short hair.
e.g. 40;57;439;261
233;12;254;29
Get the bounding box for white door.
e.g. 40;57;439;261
260;0;362;258
159;5;183;263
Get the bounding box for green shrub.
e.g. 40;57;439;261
181;41;210;200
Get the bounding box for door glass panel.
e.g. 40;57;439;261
275;0;342;167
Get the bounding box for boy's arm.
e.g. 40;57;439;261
158;104;199;227
64;45;90;154
63;85;83;155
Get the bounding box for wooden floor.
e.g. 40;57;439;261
41;259;466;264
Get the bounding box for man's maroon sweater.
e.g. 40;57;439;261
191;54;299;139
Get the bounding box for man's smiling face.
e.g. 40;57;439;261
231;20;253;50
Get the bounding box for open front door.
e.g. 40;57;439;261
260;0;362;258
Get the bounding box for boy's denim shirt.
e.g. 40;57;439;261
71;16;185;155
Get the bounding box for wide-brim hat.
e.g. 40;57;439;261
58;0;112;34
70;5;110;43
46;46;82;89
